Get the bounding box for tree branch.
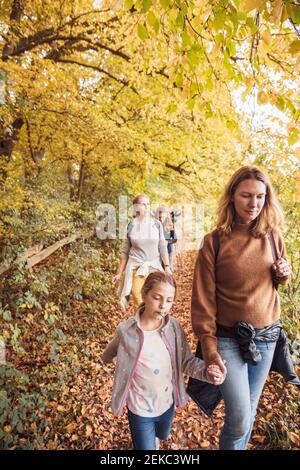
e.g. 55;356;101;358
54;58;139;94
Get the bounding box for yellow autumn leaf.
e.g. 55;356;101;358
262;31;272;46
241;0;265;13
65;422;76;433
86;424;93;437
252;434;265;443
288;432;300;447
269;0;283;24
200;440;210;448
4;425;12;433
257;91;269;105
289;40;300;55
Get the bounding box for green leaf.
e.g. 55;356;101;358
205;102;214;118
275;96;285;112
137;23;149;41
189;82;198;96
142;0;152;13
166;103;177;113
160;0;170;10
176;11;184;28
237;11;247;21
182;31;192;48
187;98;195;110
206;76;213;91
226;119;237;130
213;10;226;31
187;46;201;68
227;40;236;56
175;73;183;88
124;0;133;10
180;3;188;16
215;32;224;45
246;16;259;34
288;128;299;146
147;12;160;33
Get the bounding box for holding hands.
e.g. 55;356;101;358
206;363;227;385
272;257;291;279
205;353;227;385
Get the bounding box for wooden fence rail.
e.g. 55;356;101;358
0;231;93;275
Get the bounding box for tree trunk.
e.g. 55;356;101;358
77;158;85;201
0;117;24;186
2;1;23;60
68;163;77;201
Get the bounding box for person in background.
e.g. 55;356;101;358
155;205;177;272
112;194;171;309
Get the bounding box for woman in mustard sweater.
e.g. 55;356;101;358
191;166;291;450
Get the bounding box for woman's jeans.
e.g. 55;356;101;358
217;337;276;450
127;404;174;450
167;243;174;271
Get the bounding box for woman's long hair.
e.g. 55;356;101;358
217;166;284;237
139;272;177;310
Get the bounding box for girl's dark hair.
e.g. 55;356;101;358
140;272;177;308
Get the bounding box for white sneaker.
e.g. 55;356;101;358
155;437;160;450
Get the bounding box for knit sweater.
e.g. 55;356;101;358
191;223;290;364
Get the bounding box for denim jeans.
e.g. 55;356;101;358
167;243;174;271
217;337;276;450
127;404;174;450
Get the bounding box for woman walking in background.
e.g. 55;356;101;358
191;166;291;450
155;205;177;272
112;194;172;309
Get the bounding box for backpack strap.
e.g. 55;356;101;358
126;220;134;238
212;228;220;263
268;230;278;263
268;231;279;291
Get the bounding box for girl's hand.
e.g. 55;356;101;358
206;353;227;376
164;267;172;275
206;364;227;385
272;258;291;279
112;272;122;284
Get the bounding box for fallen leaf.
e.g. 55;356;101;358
288;432;300;447
200;440;210;448
251;435;265;443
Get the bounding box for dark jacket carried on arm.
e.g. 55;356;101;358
187;323;300;417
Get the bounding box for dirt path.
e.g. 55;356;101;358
46;249;298;450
